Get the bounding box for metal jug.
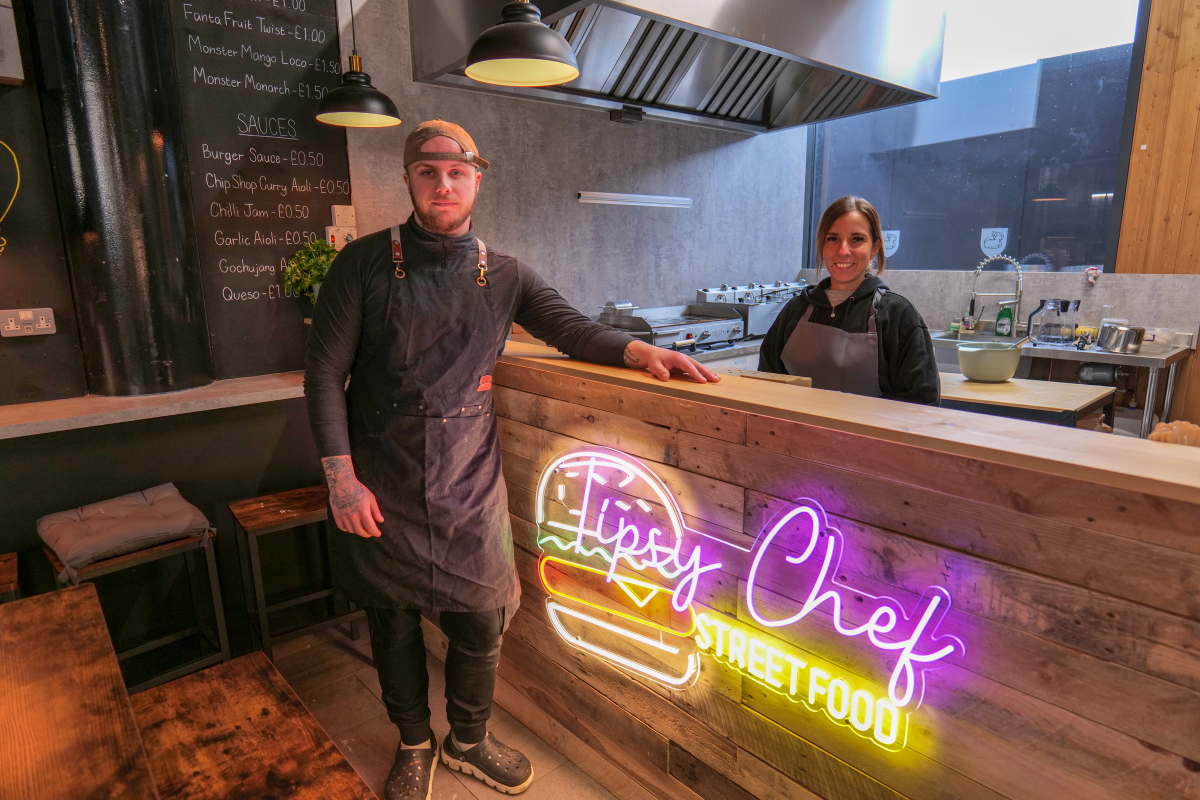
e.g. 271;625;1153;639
1027;299;1080;345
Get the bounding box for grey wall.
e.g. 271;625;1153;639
801;268;1200;344
341;0;808;315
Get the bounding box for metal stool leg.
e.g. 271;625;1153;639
245;530;273;660
203;536;231;663
349;601;362;640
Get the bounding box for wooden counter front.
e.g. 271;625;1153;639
483;341;1200;800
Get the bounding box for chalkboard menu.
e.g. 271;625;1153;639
167;0;351;378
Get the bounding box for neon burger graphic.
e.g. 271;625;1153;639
534;448;966;750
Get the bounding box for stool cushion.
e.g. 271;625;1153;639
38;484;211;582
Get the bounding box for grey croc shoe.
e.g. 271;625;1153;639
384;742;438;800
441;732;534;795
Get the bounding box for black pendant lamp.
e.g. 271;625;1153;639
316;0;401;128
465;1;580;88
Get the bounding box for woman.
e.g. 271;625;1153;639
759;196;939;405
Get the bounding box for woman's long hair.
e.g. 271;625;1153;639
815;195;886;275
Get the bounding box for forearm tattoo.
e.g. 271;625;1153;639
623;342;646;368
322;456;365;511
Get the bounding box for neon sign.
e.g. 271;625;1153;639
534;448;966;750
693;613;907;749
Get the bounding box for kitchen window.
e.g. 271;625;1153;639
807;0;1146;272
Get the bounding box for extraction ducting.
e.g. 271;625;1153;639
410;0;945;133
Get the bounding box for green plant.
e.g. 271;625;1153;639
284;239;338;302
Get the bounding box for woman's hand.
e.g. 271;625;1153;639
623;340;721;383
322;456;384;538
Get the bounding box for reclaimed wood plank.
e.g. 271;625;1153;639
497;342;1200;504
499;417;745;533
746;413;1200;561
674;432;1200;691
1116;0;1185;273
745;491;1200;757
494;385;680;465
507;601;916;800
0;584;158;800
734;588;1200;800
494;361;748;444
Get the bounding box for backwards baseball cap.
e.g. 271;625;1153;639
403;119;490;171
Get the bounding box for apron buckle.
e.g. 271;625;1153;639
391;224;405;279
476;238;488;287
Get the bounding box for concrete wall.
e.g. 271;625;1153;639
339;0;808;315
800;268;1200;345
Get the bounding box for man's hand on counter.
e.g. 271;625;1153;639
322;456;384;538
623;340;721;383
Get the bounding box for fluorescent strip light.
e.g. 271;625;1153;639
578;192;693;208
1092;192;1114;199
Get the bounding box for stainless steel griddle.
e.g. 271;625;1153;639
598;302;745;350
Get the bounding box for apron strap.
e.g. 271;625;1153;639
867;288;887;334
391;225;405;279
476;238;488;287
799;302;816;323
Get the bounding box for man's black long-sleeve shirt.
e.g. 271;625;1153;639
304;218;636;458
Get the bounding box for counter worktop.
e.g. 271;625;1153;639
498;340;1200;503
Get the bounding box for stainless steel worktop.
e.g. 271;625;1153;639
929;331;1192;369
931;331;1193;437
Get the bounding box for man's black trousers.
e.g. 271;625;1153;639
364;607;507;746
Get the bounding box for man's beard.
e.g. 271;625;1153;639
411;190;477;235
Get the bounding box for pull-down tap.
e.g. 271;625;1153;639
964;256;1023;333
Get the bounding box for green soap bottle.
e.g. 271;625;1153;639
995;306;1014;337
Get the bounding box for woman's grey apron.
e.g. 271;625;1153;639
780;288;885;398
331;224;517;612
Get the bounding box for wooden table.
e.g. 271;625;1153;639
0;552;17;602
131;651;373;799
939;372;1116;427
0;584;158;799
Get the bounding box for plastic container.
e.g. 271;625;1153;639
1141;327;1175;353
957;342;1022;382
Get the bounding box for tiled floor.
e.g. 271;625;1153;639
272;624;617;800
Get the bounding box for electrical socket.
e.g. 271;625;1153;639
0;308;57;337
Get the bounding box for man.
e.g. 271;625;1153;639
304;119;717;800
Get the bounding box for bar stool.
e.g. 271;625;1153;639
0;553;17;603
230;486;363;660
38;484;231;692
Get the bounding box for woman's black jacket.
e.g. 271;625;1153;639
757;274;940;406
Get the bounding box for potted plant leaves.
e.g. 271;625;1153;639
283;239;338;305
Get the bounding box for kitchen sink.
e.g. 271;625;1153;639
930;330;1016;344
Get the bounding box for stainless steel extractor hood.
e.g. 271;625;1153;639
409;0;945;134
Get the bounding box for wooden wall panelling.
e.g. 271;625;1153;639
506;592;912;800
508;500;996;800
492;363;749;445
1117;0;1185;273
677;432;1200;691
493;382;1200;800
1115;0;1200;423
745;414;1200;555
735;581;1200;800
746;494;1200;763
498;416;747;535
1142;0;1200;273
495;386;682;466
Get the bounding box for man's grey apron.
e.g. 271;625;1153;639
331;224;517;612
780;289;885;398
